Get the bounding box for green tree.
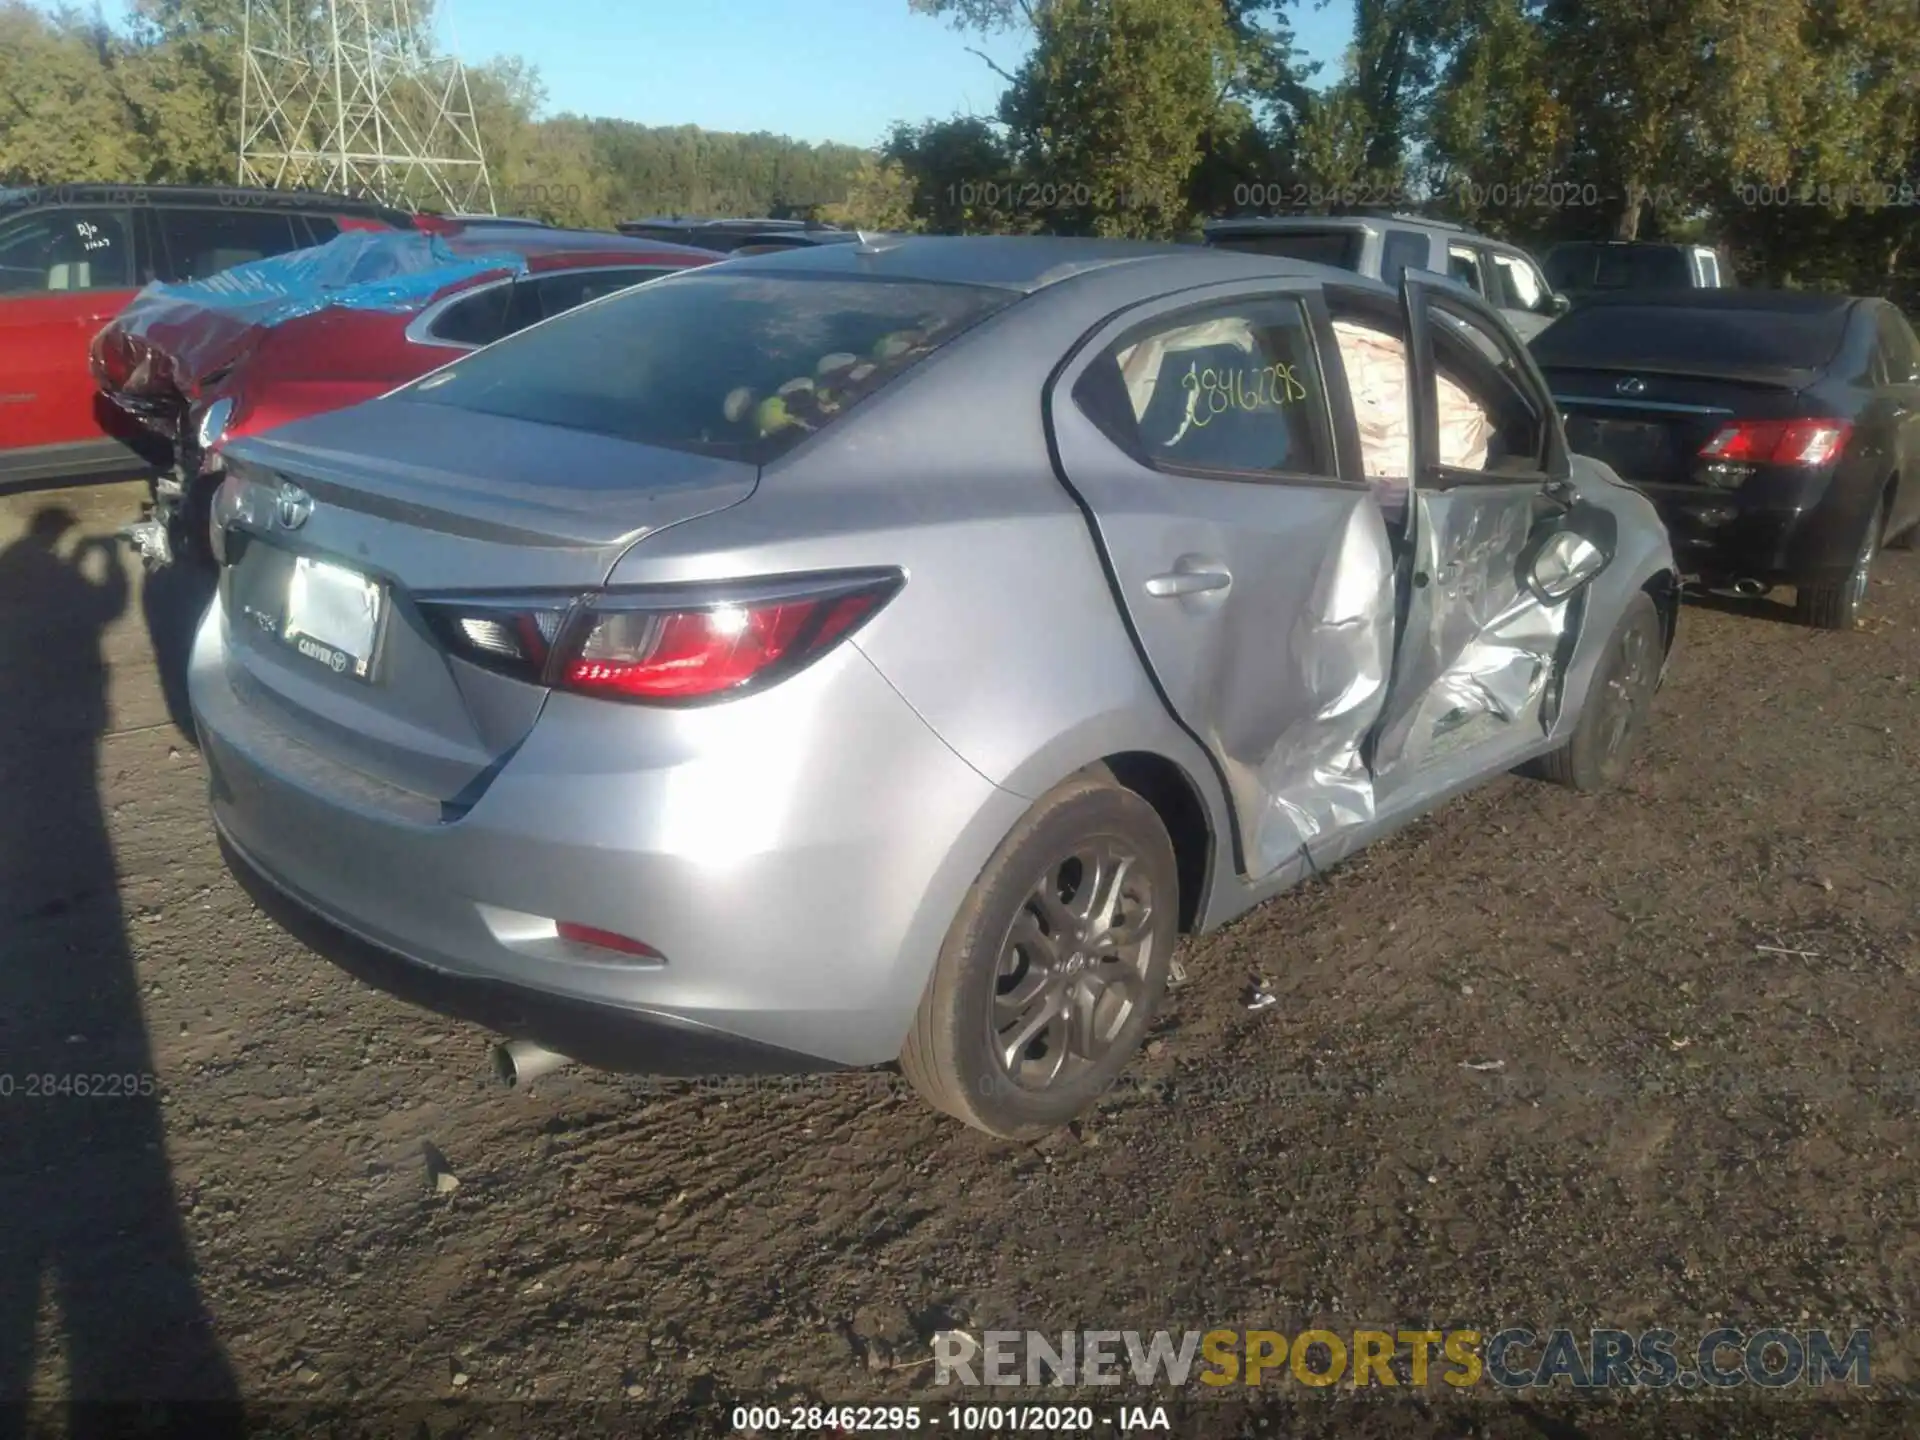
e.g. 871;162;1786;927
996;0;1248;237
0;5;145;184
820;156;924;231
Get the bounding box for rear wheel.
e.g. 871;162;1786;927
900;771;1178;1139
1794;511;1877;630
1527;592;1662;793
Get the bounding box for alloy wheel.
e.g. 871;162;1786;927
989;838;1158;1092
1600;617;1657;762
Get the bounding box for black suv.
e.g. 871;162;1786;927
1544;241;1732;305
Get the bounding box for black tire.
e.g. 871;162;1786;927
166;467;219;572
1794;509;1878;630
1528;591;1663;792
900;770;1179;1140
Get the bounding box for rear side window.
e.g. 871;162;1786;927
1447;246;1487;295
1207;229;1363;271
158;208;301;281
1380;229;1429;286
427;283;514;347
506;267;666;328
406;271;1017;460
1531;303;1852;370
0;207;133;293
1491;253;1555;314
1072;297;1335;480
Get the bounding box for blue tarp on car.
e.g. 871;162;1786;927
136;229;529;328
93;230;532;405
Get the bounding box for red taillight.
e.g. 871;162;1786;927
419;572;900;704
564;590;885;700
1699;419;1852;466
556;922;662;960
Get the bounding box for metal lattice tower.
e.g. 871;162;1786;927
238;0;495;213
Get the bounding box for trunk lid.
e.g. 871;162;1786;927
214;399;758;807
1545;365;1814;487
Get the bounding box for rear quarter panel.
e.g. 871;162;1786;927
593;278;1238;1000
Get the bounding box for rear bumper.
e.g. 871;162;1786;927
1639;482;1871;587
218;828;839;1075
190;601;1027;1070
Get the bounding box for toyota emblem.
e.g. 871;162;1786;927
1615;376;1648;396
275;482;312;530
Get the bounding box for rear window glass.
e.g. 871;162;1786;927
1531;303;1850;370
1547;244;1695;290
1207;229;1363;271
404;271;1017;460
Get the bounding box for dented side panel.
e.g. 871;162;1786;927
1371;484;1572;787
1046;284;1398;881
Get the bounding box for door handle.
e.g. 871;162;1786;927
1145;567;1232;598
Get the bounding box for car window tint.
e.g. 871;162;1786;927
1543;245;1593;293
1424;296;1546;476
0;208;133;294
429;284;515;346
1531;303;1851;370
406;271;1017;462
1446;246;1488;296
157;208;301;282
1074;297;1335;479
1380;229;1429;286
1492;253;1555;314
517;267;666;327
1207;229;1363;271
1592;246;1690;289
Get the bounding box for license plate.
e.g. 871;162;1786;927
282;555;384;681
1568;417;1677;478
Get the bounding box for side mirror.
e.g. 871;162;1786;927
1523;527;1610;604
1549;292;1572;316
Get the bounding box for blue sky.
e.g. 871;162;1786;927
439;0;1358;147
49;0;1357;148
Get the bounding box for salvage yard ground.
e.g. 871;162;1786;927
1;479;1916;1437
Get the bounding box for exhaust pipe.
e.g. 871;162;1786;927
1730;579;1770;597
493;1039;573;1088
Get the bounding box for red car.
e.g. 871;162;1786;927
93;224;719;566
0;184;413;487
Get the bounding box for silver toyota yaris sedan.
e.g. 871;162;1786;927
190;235;1679;1137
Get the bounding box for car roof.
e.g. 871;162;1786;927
0;183;410;223
1568;287;1854;314
442;227;721;264
708;232;1381;295
621;216;834;232
1205;212;1470;237
1548;239;1714;254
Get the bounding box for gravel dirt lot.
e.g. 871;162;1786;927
1;479;1916;1439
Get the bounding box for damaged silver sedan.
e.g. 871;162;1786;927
192;236;1678;1140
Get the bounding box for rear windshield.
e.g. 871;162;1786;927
1547;244;1692;291
1207;229;1364;271
404;271;1017;460
1531;303;1850;370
